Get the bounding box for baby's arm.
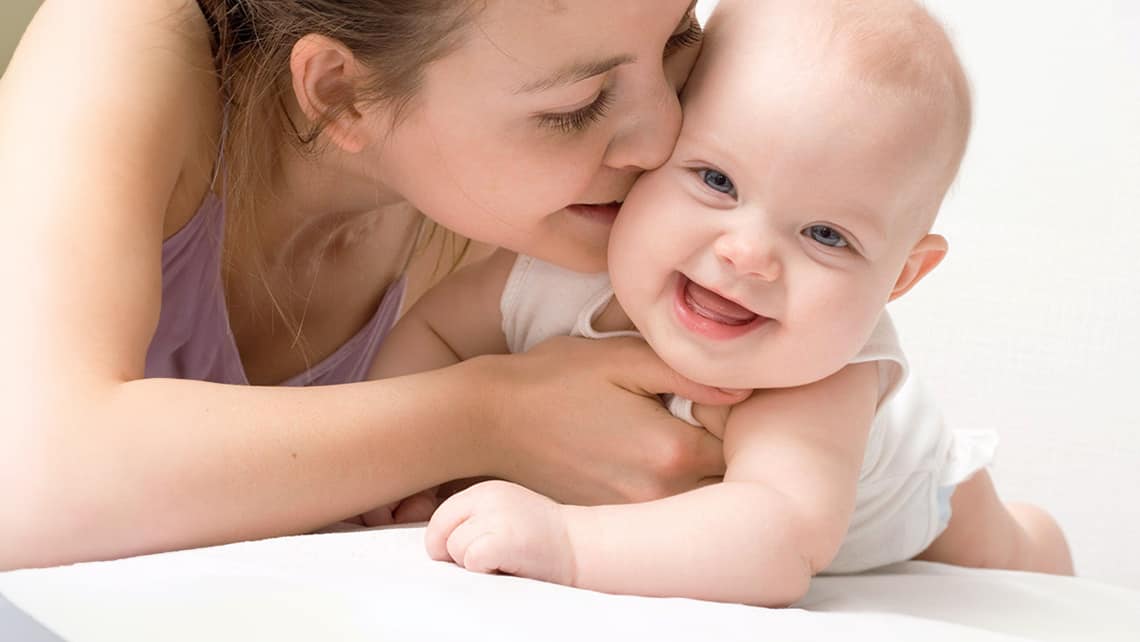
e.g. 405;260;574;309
426;361;878;606
367;248;516;380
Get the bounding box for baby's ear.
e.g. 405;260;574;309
888;234;948;301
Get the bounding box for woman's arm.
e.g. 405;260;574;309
426;362;879;606
367;247;741;510
0;0;486;568
356;249;512;525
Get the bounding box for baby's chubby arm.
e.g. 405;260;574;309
367;249;517;380
426;361;878;607
572;360;878;604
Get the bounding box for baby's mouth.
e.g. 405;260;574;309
682;279;759;326
673;275;769;341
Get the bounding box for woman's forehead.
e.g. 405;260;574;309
468;0;694;70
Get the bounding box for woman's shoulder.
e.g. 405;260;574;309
18;0;217;87
4;0;223;239
33;0;210;41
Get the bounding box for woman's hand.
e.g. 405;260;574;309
472;336;748;506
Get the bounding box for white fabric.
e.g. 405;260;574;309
2;526;1137;642
501;254;996;573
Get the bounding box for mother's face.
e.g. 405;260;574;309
377;0;703;272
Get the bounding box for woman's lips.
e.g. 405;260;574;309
673;275;769;340
566;202;622;224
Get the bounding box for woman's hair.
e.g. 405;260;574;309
193;0;478;349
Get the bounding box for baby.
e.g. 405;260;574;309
368;0;1073;606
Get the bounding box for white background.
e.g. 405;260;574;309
699;0;1140;587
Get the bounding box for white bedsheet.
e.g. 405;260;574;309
2;526;1137;642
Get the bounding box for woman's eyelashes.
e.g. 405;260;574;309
697;168;737;197
536;13;702;135
665;16;704;56
537;89;615;134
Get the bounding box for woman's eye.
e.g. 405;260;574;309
698;168;736;196
804;225;850;249
665;16;704;57
536;89;615;135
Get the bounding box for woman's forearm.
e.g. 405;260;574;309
1;360;494;570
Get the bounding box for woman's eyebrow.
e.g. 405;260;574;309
514;54;636;94
512;0;696;95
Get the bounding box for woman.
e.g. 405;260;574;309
0;0;743;569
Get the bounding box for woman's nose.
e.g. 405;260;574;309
603;76;683;172
714;232;782;281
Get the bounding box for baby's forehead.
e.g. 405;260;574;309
685;0;970;214
697;0;970;128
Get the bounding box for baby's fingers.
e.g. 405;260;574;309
463;531;514;575
445;517;487;569
424;493;476;561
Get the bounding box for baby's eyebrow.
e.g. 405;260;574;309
514;54;636;94
833;203;887;245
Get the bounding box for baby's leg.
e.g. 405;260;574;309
915;470;1074;575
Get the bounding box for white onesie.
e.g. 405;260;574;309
501;255;998;574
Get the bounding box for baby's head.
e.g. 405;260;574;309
609;0;971;389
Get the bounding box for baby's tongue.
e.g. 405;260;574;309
684;280;757;325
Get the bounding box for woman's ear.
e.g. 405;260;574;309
889;233;948;301
289;34;369;153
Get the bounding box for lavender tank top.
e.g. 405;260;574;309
144;193;406;386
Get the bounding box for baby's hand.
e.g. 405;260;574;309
424;480;575;585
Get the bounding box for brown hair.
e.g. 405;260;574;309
194;0;478;342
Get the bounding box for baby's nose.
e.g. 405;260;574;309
713;233;781;281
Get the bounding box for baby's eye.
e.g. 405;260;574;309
698;168;736;196
804;225;849;248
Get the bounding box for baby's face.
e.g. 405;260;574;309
608;3;958;389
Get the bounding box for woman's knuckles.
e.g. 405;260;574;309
648;429;702;477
